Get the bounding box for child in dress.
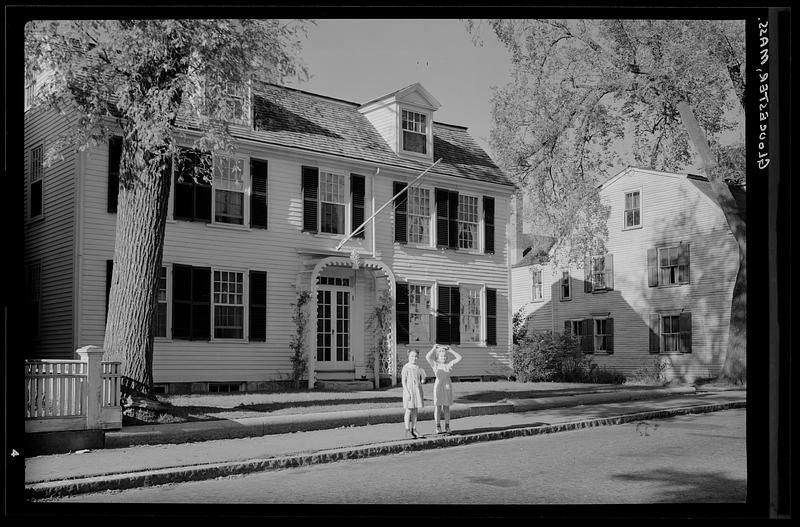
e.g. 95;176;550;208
401;349;426;439
425;344;463;434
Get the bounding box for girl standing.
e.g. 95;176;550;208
401;349;426;439
425;344;462;434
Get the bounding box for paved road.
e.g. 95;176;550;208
44;409;746;505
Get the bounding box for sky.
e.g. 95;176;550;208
284;19;512;160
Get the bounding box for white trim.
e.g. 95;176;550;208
397;104;433;161
211;153;249;227
622;187;643;230
210;266;248;342
154;263;172;341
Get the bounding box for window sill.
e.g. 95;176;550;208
560;298;572;302
531;298;544;303
656;283;690;288
622;225;642;231
26;215;45;226
206;222;251;232
210;338;248;343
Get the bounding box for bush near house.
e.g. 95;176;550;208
511;329;625;384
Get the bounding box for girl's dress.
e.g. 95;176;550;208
401;363;425;409
432;361;455;406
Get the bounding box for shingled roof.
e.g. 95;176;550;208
238;82;513;187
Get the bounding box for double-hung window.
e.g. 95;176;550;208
624;190;641;229
560;271;571;300
565;317;614;353
649;312;692;353
401;109;427;155
155;266;170;338
29;145;43;218
174;148;212;222
531;268;543;301
303;167;365;238
460;285;482;344
648;243;690;287
213;270;245;339
407;187;431;244
585;254;614;292
408;283;433;343
457;195;479;250
213;155;246;225
319;171;346;234
594;318;613;353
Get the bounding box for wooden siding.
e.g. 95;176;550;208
511;169;738;382
24;107;77;359
359;102;399;154
77;139;513;383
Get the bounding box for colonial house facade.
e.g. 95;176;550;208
24;81;517;393
511;167;744;382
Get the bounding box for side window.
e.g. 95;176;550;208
624;190;641;229
174;148;212;223
29;145;44;218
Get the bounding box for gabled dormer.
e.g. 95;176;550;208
358;83;441;160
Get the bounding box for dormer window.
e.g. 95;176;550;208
401;109;428;155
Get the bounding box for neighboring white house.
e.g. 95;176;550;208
24;81;517;393
511;167;744;382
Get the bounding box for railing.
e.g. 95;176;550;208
25;346;122;433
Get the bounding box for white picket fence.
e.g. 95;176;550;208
25;346;122;433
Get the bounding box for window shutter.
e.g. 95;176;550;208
679;312;692;353
107;136;122;213
250;159;268;229
435;188;450;247
195;182;212;222
301;166;319;233
606;254;614;290
192;267;211;341
647;248;659;287
351;174;366;239
396;283;409;344
394;182;408;244
172;264;192;339
486;288;497;345
649;314;660;353
249;271;267;341
436;285;451;343
451;287;461;343
582;318;594;353
564;320;571;335
606;318;614;353
584;258;593;293
448;191;459;249
483;196;495;254
678;242;690;283
105;259;113;320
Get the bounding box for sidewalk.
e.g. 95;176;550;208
24;385;746;500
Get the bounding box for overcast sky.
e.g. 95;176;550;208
284;19;512;161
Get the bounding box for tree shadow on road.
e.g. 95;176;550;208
611;467;746;503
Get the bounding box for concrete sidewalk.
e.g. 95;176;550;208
24;387;746;500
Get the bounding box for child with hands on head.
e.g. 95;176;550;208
425;343;462;434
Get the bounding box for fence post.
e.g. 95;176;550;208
76;346;104;430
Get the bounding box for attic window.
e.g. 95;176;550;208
402;110;427;155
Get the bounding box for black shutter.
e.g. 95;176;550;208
172;264;192;339
679;312;692;353
436;285;451;343
107;136;122;213
302;166;319;232
584;257;593;293
351;174;366;238
195;180;212;222
649;314;660;353
483;196;495;254
250;159;268;229
394;182;408;243
450;287;461;344
435;188;450;247
448;191;459;249
606;318;614;354
192;267;211;340
249;271;267;341
486;288;497;345
647;248;659;287
105;259;113;320
678;242;690;283
606;254;614;290
582;318;594;353
396;283;409;344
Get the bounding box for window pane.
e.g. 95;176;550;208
402;131;426;154
215;189;244;224
321;202;345;234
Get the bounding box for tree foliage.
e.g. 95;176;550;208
24;20;310;396
468;18;745;265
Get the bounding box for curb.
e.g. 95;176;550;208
27;399;745;501
105;387;695;448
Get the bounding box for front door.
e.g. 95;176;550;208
317;287;350;363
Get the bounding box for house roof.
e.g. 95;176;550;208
245;82;513;187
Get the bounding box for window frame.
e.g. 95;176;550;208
593;316;610;354
407;281;435;344
623;189;642;230
459;283;483;345
660;314;681;353
406;186;433;245
29;144;44;219
318;168;348;236
211;268;247;341
658;245;690;286
154;264;172;340
560;270;572;301
590;255;607;291
457;193;481;251
211;154;249;226
400;107;430;157
531;267;543;302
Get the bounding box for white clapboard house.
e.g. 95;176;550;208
24;81;517;393
511;167;745;382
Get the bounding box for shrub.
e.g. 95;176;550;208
626;357;672;386
512;330;588;382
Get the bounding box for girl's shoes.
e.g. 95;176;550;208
445;424;451;434
434;425;442;435
410;428;420;439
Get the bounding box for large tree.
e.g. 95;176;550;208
25;19;309;398
469;19;746;384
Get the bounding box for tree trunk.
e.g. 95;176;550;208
676;100;746;384
103;135;172;399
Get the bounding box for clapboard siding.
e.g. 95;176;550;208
511;168;738;381
24;107;77;359
360;102;399;154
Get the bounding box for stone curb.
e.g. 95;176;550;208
105;387;694;448
27;399;744;501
